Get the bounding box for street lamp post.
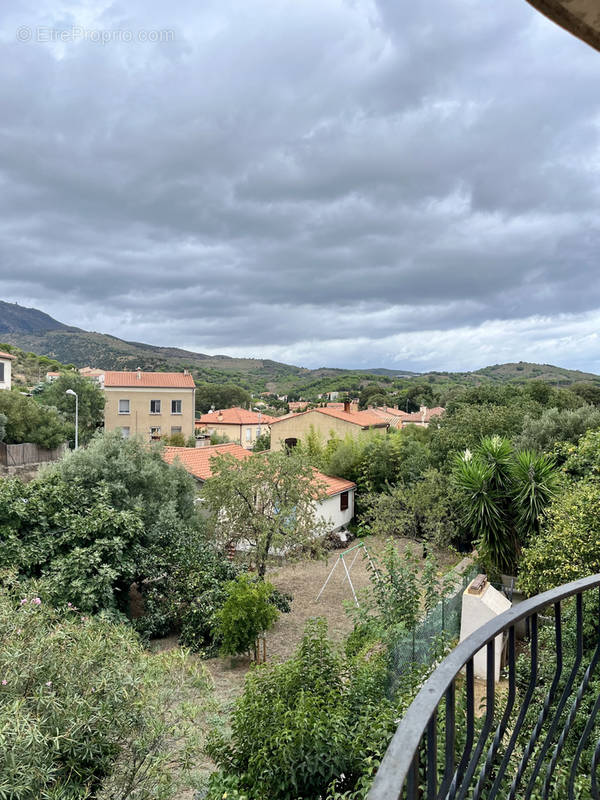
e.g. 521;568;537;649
66;389;79;450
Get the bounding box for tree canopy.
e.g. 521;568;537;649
36;373;105;445
202;449;328;577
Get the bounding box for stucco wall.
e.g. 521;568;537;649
104;386;195;440
317;490;355;532
199;421;269;449
270;411;385;451
0;357;12;390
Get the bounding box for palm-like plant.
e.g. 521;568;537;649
453;437;557;577
510;450;558;538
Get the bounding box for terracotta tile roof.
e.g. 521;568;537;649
269;407;386;429
370;408;404;428
313;469;356;497
163;444;355;499
45;371;61;377
103;370;195;388
162;443;251;481
196;407;276;426
0;351;16;360
401;406;445;424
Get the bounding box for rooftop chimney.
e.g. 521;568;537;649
136;367;142;381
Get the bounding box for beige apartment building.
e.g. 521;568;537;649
270;403;387;451
0;351;15;390
102;369;196;441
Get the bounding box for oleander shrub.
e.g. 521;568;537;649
0;574;209;800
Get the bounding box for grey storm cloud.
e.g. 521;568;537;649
1;0;600;371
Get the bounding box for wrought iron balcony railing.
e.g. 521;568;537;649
368;574;600;800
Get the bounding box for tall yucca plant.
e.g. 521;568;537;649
454;444;516;576
453;437;557;577
510;450;558;538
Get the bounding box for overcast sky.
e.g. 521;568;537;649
1;0;599;373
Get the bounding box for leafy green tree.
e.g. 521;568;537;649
452;436;558;576
0;475;145;613
0;412;5;442
135;525;238;653
252;430;271;451
514;405;600;453
430;403;524;467
0;390;68;449
36;373;105;445
195;382;251;414
0;576;208;800
519;480;600;596
46;431;198;533
361;469;462;549
570;382;600;406
0;433;202;614
203;449;328;578
215;573;280;657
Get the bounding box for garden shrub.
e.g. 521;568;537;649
519;480;600;595
206;619;397;800
214;573;280;656
135;527;239;654
0;574;209;800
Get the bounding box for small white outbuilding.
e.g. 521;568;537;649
460;574;511;683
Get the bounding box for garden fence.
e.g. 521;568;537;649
387;565;479;696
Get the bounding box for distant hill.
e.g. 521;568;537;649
2;300;599;393
0;301;73;335
419;361;600;387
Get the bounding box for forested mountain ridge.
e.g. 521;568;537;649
1;300;599;393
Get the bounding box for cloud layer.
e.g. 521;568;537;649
1;0;600;371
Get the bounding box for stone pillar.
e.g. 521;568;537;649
460;574;511;683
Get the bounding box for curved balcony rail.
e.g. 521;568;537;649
368;574;600;800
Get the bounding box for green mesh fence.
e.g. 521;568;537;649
387;566;479;696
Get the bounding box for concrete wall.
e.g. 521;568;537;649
104;386;195;440
0;357;12;390
270;412;385;451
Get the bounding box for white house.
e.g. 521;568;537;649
316;472;356;532
161;444;356;536
0;351;15;390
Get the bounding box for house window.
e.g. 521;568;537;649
171;399;182;414
150;426;161;440
150;399;161;414
284;437;298;451
245;428;252;441
0;363;4;382
118;399;130;414
120;426;130;439
340;491;349;511
256;427;261;437
171;426;182;434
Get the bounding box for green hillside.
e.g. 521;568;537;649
2;300;599;395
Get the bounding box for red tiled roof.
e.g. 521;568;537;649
162;443;251;480
103;370;195;388
313;469;356;497
0;351;16;360
163;444;355;498
269;407;386;429
401;406;445;424
196;407;276;426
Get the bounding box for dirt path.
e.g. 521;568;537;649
203;535;459;700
